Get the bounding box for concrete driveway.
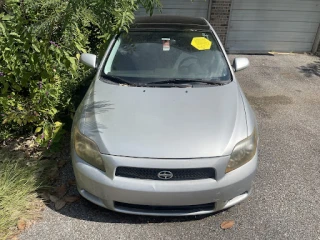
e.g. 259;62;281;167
21;54;320;240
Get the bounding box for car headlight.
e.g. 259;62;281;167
226;128;258;173
74;126;105;171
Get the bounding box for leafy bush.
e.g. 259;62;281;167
0;0;160;145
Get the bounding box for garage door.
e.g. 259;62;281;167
226;0;320;53
136;0;209;19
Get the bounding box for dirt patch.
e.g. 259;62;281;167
247;95;293;118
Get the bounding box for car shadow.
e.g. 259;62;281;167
46;161;220;224
297;59;320;78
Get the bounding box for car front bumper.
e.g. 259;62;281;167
72;151;258;216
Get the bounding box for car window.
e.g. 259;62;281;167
103;31;231;84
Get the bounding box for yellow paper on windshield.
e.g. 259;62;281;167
191;37;212;50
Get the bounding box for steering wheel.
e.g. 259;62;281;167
178;56;200;76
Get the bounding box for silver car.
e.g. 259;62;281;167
71;15;258;216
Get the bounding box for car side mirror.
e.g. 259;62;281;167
233;57;250;72
80;53;97;68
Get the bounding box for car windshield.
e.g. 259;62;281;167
102;31;231;85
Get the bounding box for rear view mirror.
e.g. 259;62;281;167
233;58;250;72
80;53;97;69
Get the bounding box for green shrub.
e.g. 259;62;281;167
0;0;160;145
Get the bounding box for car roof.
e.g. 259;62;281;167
131;15;211;31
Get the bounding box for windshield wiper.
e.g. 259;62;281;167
100;75;192;88
100;75;227;87
146;78;228;86
101;74;137;86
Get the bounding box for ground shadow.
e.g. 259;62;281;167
297;60;320;78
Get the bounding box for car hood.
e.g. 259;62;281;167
79;79;247;158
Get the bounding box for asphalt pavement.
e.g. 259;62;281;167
20;54;320;240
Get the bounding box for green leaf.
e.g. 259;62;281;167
44;125;50;139
48;108;57;115
66;56;77;72
17;104;23;111
1;82;9;94
9;32;20;37
54;121;62;128
74;42;83;51
32;44;40;53
0;22;6;37
35;127;42;133
2;15;14;21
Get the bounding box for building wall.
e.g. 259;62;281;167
210;0;320;54
209;0;232;45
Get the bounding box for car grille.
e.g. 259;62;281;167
115;167;215;180
114;202;215;214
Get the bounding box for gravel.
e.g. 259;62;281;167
20;54;320;240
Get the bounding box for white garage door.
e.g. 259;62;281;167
226;0;320;53
136;0;209;19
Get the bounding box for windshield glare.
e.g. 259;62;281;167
103;31;231;84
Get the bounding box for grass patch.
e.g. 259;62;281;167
0;150;43;239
